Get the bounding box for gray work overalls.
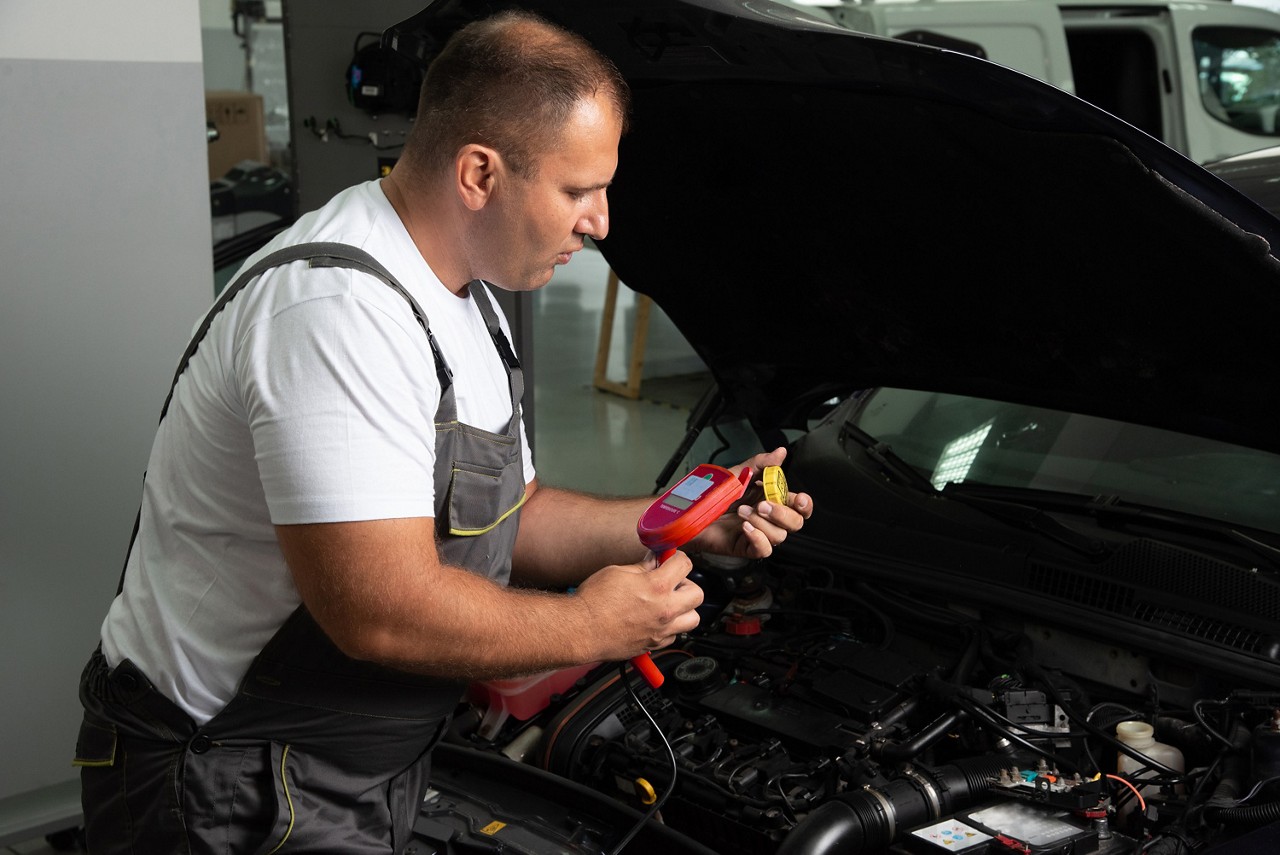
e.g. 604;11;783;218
75;243;527;854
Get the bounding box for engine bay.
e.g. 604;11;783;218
425;553;1280;855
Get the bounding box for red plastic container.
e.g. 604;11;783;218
469;662;598;739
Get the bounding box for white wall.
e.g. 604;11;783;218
0;0;213;828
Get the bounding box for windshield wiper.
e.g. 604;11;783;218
839;421;939;493
941;488;1110;559
943;484;1280;574
839;421;1108;559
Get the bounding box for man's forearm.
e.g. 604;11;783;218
510;484;652;588
277;517;645;681
359;561;602;679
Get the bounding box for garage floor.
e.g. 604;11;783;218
4;248;705;855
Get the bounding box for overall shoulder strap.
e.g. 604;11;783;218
159;242;451;422
119;242;450;595
467;280;525;424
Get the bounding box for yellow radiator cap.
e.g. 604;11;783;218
761;465;788;505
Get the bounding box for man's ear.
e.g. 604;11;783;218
456;144;502;211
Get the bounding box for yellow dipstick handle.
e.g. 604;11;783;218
635;777;658;806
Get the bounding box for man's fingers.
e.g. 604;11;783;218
736;490;813;533
652;549;694;585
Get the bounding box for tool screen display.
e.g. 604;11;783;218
662;472;716;511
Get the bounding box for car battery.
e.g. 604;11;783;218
906;819;995;853
905;801;1103;854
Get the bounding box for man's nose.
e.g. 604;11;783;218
579;191;609;241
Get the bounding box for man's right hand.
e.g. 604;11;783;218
574;550;704;661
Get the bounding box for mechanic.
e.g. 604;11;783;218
74;9;812;854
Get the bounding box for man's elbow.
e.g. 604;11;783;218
320;618;411;668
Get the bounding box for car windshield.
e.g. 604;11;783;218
847;388;1280;536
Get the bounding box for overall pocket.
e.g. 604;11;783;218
75;717;129;851
445;460;526;536
250;742;295;855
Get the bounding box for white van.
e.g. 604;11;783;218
791;0;1280;163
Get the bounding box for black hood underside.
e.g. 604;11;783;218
389;0;1280;455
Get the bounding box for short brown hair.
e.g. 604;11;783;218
407;10;629;177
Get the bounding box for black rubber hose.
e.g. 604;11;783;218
1208;799;1280;829
1211;751;1251;804
1156;714;1247;761
875;709;969;763
775;756;1007;855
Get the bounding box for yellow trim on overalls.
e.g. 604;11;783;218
265;745;295;855
448;491;529;537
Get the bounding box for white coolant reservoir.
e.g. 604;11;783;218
1115;721;1185;819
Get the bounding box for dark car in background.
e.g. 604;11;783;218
386;1;1280;853
1208;144;1280;220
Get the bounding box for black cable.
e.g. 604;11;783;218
301;116;406;151
1087;702;1143;724
1083;708;1147;777
706;424;731;465
806;586;895;647
967;697;1091;740
607;662;679;855
954;695;1084;774
1182;753;1225;826
1192;699;1236;750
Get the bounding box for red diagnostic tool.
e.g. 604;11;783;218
630;464;753;687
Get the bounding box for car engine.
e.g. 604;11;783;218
435;552;1280;855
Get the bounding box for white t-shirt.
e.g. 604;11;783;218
100;180;535;725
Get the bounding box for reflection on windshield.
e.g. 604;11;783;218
929;420;993;489
850;388;1280;535
1195;26;1280;135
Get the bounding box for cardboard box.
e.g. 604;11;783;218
205;90;268;181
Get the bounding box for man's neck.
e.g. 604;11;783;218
380;170;471;296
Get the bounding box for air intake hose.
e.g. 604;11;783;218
776;756;1007;855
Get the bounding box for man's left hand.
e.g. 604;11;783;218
688;447;813;560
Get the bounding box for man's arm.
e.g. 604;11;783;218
274;516;702;680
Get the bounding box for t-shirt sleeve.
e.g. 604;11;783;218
235;271;441;525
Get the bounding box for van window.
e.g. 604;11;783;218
1194;26;1280;136
1067;30;1163;140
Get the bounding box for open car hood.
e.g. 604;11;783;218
388;0;1280;456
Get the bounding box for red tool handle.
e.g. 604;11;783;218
630;652;665;688
629;546;681;688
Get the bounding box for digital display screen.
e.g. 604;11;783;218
663;473;715;512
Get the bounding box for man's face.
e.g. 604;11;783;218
480;92;621;291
